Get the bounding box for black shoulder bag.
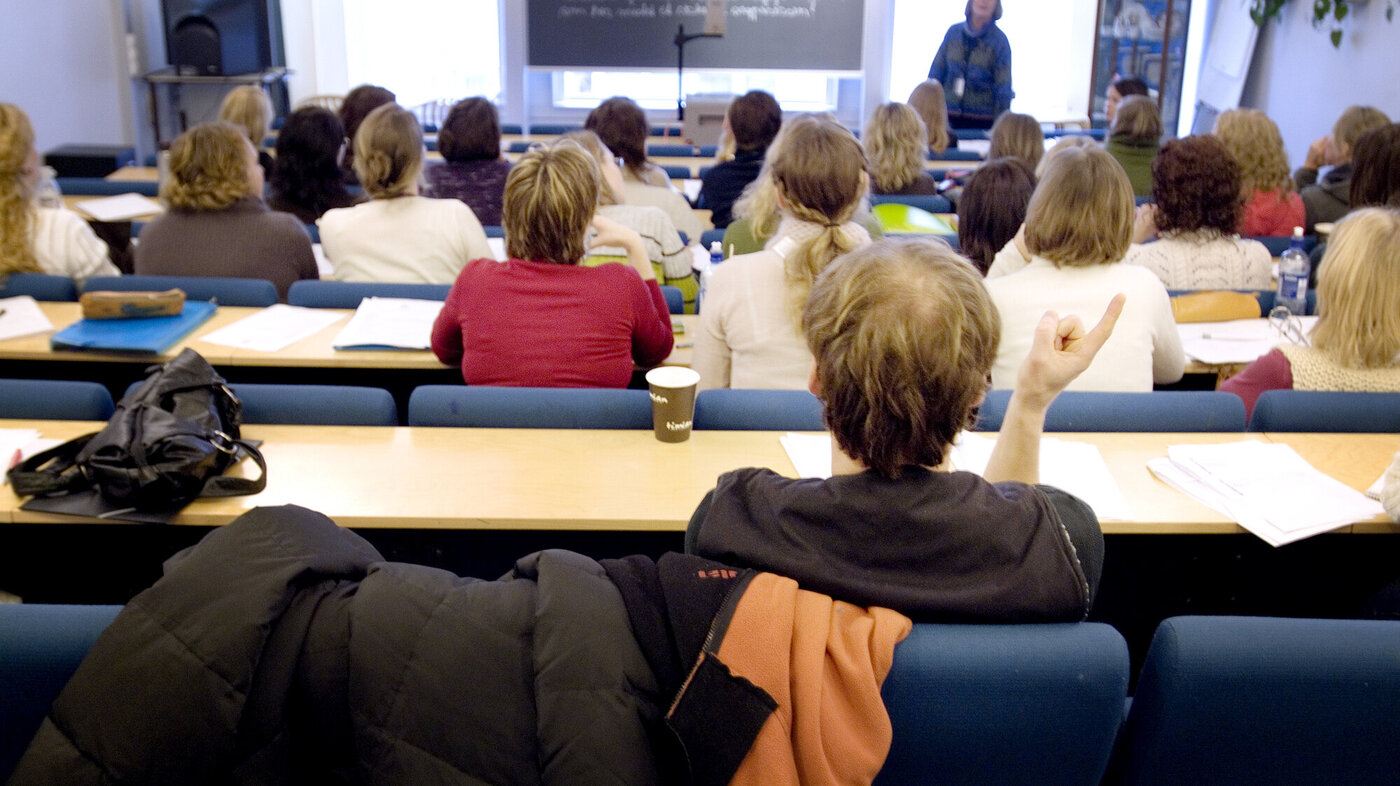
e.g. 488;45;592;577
7;348;266;511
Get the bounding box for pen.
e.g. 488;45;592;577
1200;334;1257;341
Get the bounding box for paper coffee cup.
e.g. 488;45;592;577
645;367;700;443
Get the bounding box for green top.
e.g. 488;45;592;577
1105;135;1160;198
720;212;884;258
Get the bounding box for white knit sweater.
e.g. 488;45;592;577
29;207;119;285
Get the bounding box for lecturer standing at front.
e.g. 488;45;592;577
928;0;1014;130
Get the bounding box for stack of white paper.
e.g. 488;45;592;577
332;297;444;350
779;431;1133;522
74;193;163;222
200;304;346;352
0;296;53;341
1177;317;1318;365
1147;441;1384;546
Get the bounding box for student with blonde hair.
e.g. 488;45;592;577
0;103;117;284
562;130;697;310
430;139;672;387
988;111;1043;172
1104;94;1162;197
218;85;275;176
1213;108;1304;236
337;84;395;184
1222;207;1400;417
694;114;872;390
864;102;938;196
135;122;316;300
319;104;491;284
1293;105;1390;232
689;237;1119;621
907;79;955;154
986;145;1183;391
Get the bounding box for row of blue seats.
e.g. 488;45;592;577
1;605;1393;784
4;380;1399;434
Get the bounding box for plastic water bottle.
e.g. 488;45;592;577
698;241;724;311
33;165;62;209
1276;226;1309;316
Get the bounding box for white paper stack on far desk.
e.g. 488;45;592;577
1178;317;1318;365
1147;441;1384;546
74;193;163;222
0;295;53;341
201;304;346;352
332;297;444;350
780;431;1133;521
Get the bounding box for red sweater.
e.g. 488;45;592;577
1239;189;1305;238
431;257;673;388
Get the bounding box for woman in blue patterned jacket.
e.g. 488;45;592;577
928;0;1014;129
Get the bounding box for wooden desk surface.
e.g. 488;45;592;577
9;303;697;371
2;422;1392;534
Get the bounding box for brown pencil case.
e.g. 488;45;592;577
80;289;186;320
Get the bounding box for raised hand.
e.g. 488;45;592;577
1014;293;1126;410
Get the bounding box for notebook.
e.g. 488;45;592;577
50;300;217;354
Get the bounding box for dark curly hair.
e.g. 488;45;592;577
1152;135;1242;235
270;107;357;222
584;96;651;182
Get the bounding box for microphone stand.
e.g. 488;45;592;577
674;24;722;122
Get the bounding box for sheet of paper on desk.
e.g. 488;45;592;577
75;193;163;222
1147;441;1384;546
0;295;53;341
0;428;42;479
201;304;345;352
682;179;702;203
781;431;1133;521
332;297;444;350
780;432;832;479
1178;317;1318;364
951;432;1133;521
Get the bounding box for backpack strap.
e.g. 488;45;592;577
5;433;100;498
198;440;267;498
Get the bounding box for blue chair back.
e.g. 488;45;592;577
54;178;158;197
0;273;78;301
648;143;698;157
660;285;684;315
878;623;1129;786
0;379;115;420
408;385;652;428
287;280;450;309
1246;234;1318;257
1109;616;1400;786
660;164;692;180
694;389;824;430
82;276;278;307
483;225;505;238
0;604;124;781
231;383;398;426
976;391;1247;432
928;148;983;162
699;228;726;250
870;193;953;214
1247;390;1400;432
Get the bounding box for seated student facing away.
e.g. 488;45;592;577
698;90;783;228
1292;105;1390;233
218;85;275;178
986;145;1183;392
694;113;872;391
318;104;492;284
423;97;513;226
135;122;317;301
1221;207;1400;418
0;103;119;285
689;237;1116;621
267;106;363;224
430;139;673;387
1129;135;1271;289
1213;108;1304;237
864;102;940;196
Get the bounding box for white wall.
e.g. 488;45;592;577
0;0;133;149
1242;1;1400;169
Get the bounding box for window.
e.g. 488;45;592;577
552;71;839;113
341;0;502;109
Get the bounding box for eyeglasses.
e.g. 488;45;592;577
1268;305;1310;347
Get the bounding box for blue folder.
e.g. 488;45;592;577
50;301;217;354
